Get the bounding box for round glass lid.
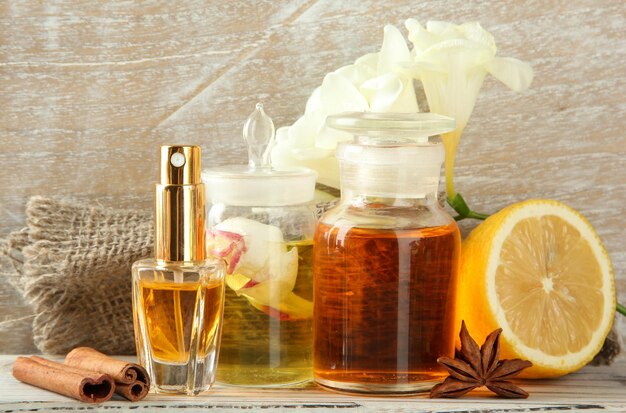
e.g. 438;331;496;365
326;112;455;142
202;103;317;206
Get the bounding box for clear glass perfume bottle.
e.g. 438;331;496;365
313;112;461;394
132;145;225;395
202;104;317;386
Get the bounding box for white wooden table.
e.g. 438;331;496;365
0;356;624;412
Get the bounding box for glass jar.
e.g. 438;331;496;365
202;104;317;386
313;112;461;394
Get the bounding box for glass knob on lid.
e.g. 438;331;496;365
202;103;317;207
244;103;275;170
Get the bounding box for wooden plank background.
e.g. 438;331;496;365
0;0;624;354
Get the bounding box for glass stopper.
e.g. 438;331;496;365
243;103;275;170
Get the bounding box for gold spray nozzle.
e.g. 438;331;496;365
155;145;205;262
160;145;201;185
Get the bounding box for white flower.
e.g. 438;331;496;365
273;20;533;195
207;218;312;320
271;25;418;189
404;19;533;197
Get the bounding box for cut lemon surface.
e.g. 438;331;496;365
457;199;615;378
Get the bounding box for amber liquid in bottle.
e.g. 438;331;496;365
313;222;460;393
140;280;224;362
133;262;225;394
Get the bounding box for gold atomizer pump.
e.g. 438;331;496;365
132;144;225;395
154;145;205;262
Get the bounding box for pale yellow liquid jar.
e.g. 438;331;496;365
202;104;317;386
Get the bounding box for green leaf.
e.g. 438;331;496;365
448;193;471;216
447;192;490;221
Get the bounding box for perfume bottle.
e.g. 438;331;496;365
202;104;317;386
132;145;225;395
313;112;461;394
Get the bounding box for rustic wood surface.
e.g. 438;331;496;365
0;355;624;412
0;1;624;353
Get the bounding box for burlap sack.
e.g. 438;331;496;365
1;196;152;354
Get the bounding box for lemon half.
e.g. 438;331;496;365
457;199;615;378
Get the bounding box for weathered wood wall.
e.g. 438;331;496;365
0;0;624;353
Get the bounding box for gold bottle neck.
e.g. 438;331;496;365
154;146;206;262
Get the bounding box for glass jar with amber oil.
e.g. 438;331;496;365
313;112;461;394
202;104;317;386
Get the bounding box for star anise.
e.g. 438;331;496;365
430;321;533;399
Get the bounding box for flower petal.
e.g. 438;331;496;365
396;61;445;79
355;52;379;71
292;146;335;159
405;18;440;53
274;126;290;143
418;67;487;130
378;24;412;74
270;134;301;169
458;22;496;53
225;272;250;292
484;56;534;92
288;112;326;148
237;247;298;296
274;293;313;319
299;155;340;189
315;125;353;150
241;288;313;320
234;247;312;319
214;218;287;283
238;269;298;301
319;72;369;113
426;20;458;37
335;63;377;88
420;38;495;70
214;221;313;321
360;73;418;112
304;86;322;113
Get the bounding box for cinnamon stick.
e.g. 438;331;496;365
13;356;114;403
65;347;148;384
115;381;149;402
65;347;150;401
